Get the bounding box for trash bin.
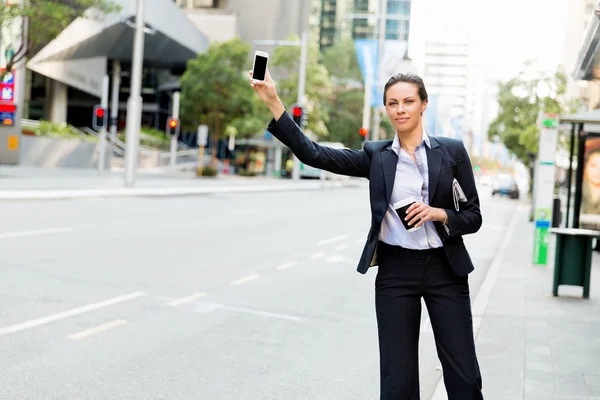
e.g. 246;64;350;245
550;228;600;299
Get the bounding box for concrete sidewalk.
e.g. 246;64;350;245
0;166;367;200
471;205;600;400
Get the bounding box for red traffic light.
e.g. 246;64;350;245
166;117;179;136
292;107;302;117
95;107;105;118
359;128;368;137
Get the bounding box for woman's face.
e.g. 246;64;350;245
384;82;427;134
586;153;600;186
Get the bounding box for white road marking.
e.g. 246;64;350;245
324;255;354;264
275;261;298;270
230;274;260;285
335;243;348;251
317;235;348;246
67;319;127;340
430;208;520;400
0;292;145;336
154;296;307;322
0;227;75;240
354;238;364;244
310;252;325;259
167;293;207;307
220;305;305;322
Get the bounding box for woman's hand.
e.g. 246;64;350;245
405;202;447;228
248;69;285;119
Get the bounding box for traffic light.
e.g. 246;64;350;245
92;105;107;130
359;127;368;137
166;117;179;137
292;105;303;127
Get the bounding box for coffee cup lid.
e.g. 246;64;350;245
393;197;416;209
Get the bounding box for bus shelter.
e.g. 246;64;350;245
560;109;600;229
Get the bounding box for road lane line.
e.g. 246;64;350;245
430;206;520;400
220;305;305;322
335;244;348;251
167;293;207;307
317;235;348;246
230;274;259;286
67;319;127;340
0;292;145;336
275;261;298;270
0;227;75;239
310;252;325;259
354;238;364;244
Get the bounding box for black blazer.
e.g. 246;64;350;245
268;111;482;277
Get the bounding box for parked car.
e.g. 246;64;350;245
491;173;520;199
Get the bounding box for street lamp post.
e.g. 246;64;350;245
346;1;388;142
124;0;146;188
371;0;387;142
291;0;310;182
253;0;309;183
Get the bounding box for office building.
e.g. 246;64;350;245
312;0;413;50
23;0;311;128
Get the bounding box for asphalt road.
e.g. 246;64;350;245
0;184;519;400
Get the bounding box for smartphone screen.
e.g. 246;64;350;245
253;55;268;81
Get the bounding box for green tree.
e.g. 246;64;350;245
180;37;257;166
321;38;373;148
0;0;119;73
488;65;579;168
324;88;364;149
269;35;333;138
321;38;363;83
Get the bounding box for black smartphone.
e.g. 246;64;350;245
251;51;269;82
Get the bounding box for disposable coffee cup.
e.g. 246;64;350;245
393;197;422;233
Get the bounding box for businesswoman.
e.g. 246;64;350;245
249;69;484;400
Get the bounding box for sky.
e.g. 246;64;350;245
410;0;570;82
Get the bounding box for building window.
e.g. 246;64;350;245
323;0;336;12
181;0;217;8
354;0;369;12
386;19;409;40
387;0;411;15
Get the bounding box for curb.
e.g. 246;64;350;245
0;181;366;201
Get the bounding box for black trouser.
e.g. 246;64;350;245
375;241;483;400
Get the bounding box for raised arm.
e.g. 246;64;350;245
250;69;371;178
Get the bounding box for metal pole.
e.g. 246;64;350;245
292;0;309;182
124;0;146;188
4;10;28;166
573;123;586;228
110;61;121;139
98;74;109;173
170;91;180;168
371;0;387;142
362;72;373;142
565;123;576;227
